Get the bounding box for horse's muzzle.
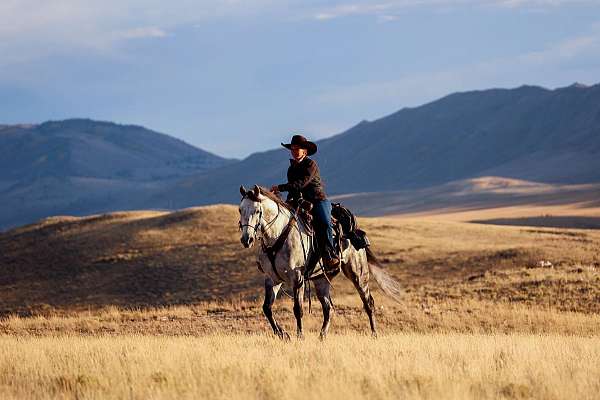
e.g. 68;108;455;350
240;234;254;248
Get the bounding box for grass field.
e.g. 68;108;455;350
1;333;599;400
2;184;600;399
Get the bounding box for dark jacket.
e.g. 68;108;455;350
277;157;327;203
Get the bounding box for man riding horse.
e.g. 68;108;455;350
271;134;340;269
238;135;402;338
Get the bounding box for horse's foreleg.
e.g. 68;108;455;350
292;270;304;339
314;278;333;340
263;278;289;340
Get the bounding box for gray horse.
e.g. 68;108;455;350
239;185;401;339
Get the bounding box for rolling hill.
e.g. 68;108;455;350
1;203;600;325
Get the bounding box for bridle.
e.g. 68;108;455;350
239;206;262;234
239;193;312;287
238;197;282;241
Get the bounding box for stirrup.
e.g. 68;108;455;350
322;256;340;274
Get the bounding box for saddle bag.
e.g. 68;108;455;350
331;202;356;233
331;203;370;250
348;229;370;250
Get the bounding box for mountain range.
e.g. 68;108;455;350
1;82;599;230
150;82;600;207
0;119;234;230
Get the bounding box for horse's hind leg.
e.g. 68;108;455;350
263;277;289;340
314;278;333;340
342;257;377;337
362;290;377;338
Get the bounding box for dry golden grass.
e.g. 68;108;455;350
2;296;600;337
1;333;600;400
2;195;600;399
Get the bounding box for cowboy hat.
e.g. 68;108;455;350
281;134;317;156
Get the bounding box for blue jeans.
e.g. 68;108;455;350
311;199;335;254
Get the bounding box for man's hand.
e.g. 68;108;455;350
270;185;279;193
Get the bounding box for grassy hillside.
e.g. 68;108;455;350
0;206;259;314
1;201;600;336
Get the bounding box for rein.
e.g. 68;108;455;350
239;192;317;311
238;193;312;288
238;199;280;234
239;195;306;283
261;214;296;282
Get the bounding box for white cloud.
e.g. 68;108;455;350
0;0;283;66
315;24;600;110
0;0;597;85
315;2;395;20
303;122;352;138
312;0;599;20
114;27;168;40
496;0;588;8
518;34;599;63
378;14;401;22
0;0;594;54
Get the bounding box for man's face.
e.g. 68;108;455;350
290;145;308;161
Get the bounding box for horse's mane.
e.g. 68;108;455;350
243;185;294;212
257;186;294;212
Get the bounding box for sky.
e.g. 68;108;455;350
1;0;600;159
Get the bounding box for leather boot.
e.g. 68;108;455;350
322;247;340;270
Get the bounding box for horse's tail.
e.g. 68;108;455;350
366;247;402;303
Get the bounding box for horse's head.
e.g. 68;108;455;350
238;185;265;248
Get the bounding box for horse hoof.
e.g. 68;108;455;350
278;331;291;341
371;330;378;339
297;332;305;340
319;332;327;341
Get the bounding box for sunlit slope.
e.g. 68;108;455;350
334;177;600;228
2;203;600;317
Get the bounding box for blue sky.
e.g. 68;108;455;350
1;0;600;159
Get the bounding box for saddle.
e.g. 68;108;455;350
289;199;369;249
300;201;371;281
261;194;370;282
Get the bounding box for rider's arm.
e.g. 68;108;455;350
277;159;318;192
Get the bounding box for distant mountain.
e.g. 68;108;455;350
148;83;600;208
4;83;600;230
0;119;232;181
0;119;235;230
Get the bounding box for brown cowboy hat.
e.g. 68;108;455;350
281;134;317;156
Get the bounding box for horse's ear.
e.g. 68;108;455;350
240;185;247;197
252;185;260;199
